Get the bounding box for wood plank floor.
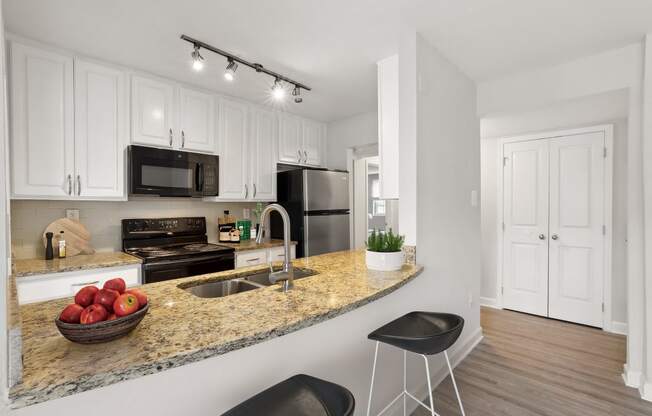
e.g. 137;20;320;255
414;307;652;416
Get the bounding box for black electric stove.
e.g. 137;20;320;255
122;217;234;284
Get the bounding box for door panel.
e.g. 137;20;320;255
304;170;350;211
302;120;323;166
502;140;549;317
217;98;248;199
179;87;215;153
250;108;277;201
548;132;604;327
131;75;175;148
304;213;350;257
278;114;302;164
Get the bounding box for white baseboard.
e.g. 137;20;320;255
640;379;652;402
385;327;483;416
609;321;628;336
479;297;499;309
623;364;643;388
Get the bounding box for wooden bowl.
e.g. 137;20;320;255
55;304;149;344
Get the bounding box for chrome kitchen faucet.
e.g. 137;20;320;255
256;204;294;291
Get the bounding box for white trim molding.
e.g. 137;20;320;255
480;297;500;309
623;364;643;388
496;124;615;331
610;321;628;336
640;379;652;402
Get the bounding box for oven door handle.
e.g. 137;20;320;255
143;253;234;269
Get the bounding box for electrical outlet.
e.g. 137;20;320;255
66;209;80;221
243;208;251;219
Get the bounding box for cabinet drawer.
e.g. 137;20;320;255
268;245;296;262
235;250;267;269
17;265;141;305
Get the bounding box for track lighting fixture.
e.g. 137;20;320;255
272;78;285;100
292;86;302;103
191;44;204;71
181;34;311;103
224;59;238;81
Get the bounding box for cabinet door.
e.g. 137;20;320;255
278;114;303;164
217;98;249;199
250;108;278;201
131;75;175;148
74;59;127;199
179;87;215;153
302;120;323;166
10;42;74;198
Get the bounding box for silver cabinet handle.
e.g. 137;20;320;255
303;150;308;163
551;234;559;240
181;130;185;148
71;280;99;287
169;128;173;147
297;149;302;162
247;258;261;262
539;234;546;240
253;184;257;198
244;184;248;199
77;175;81;196
67;174;72;195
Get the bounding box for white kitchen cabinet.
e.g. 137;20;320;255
268;245;296;263
217;97;249;200
278;113;304;164
17;264;141;305
74;58;127;198
278;113;324;167
302;120;324;166
377;55;400;199
234;245;296;269
10;41;75;198
131;75;176;148
249;108;278;201
179;87;215;153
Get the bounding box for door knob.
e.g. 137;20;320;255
551;234;559;240
539;234;546;240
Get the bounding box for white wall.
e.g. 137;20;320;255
480;90;629;325
10;200;256;259
326;111;378;170
0;0;9;402
478;41;647;392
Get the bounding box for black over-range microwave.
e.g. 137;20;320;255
128;145;219;197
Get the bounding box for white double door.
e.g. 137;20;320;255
502;131;606;327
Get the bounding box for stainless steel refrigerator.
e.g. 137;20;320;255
271;168;350;258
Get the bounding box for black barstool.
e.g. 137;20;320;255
221;374;355;416
366;312;465;416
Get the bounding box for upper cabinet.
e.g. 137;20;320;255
10;42;75;198
74;58;127;199
249;108;278;201
131;75;176;148
131;76;216;153
10;42;126;200
278;113;325;167
217;97;249;200
178;87;215;153
377;55;399;199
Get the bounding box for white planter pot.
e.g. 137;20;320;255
366;250;405;271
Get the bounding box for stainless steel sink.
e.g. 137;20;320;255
184;279;262;298
183;268;318;298
243;268;317;286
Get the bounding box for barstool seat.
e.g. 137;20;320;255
368;311;464;355
221;374;355;416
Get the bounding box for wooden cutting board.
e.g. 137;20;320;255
43;218;95;257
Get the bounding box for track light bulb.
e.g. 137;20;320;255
224;60;238;81
292;86;303;103
272;79;285;100
191;45;204;71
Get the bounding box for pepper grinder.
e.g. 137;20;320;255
45;232;54;260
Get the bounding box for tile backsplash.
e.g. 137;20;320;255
10;199;258;259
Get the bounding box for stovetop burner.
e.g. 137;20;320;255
126;242;233;260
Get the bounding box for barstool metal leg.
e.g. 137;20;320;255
366;341;380;416
403;350;407;416
444;351;466;416
421;355;436;416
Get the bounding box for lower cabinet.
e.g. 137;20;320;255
234;246;297;269
17;265;141;305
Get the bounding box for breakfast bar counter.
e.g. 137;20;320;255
9;249;422;409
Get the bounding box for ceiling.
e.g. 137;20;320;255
5;0;652;122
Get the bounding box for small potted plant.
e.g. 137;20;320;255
366;229;405;271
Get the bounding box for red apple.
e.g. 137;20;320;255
113;293;139;317
103;278;126;294
74;285;99;307
107;313;117;321
93;288;120;313
80;304;108;324
125;289;148;308
59;304;84;324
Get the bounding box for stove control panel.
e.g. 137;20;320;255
122;217;207;238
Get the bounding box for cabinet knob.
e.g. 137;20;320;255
538;234;546;240
253;184;257;198
181;130;185;148
169;128;173;147
304;150;308;163
297;149;302;162
244;184;248;199
77;175;81;196
551;234;559;240
67;174;72;195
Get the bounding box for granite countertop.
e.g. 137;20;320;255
10;249;422;408
13;252;142;278
217;238;297;251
